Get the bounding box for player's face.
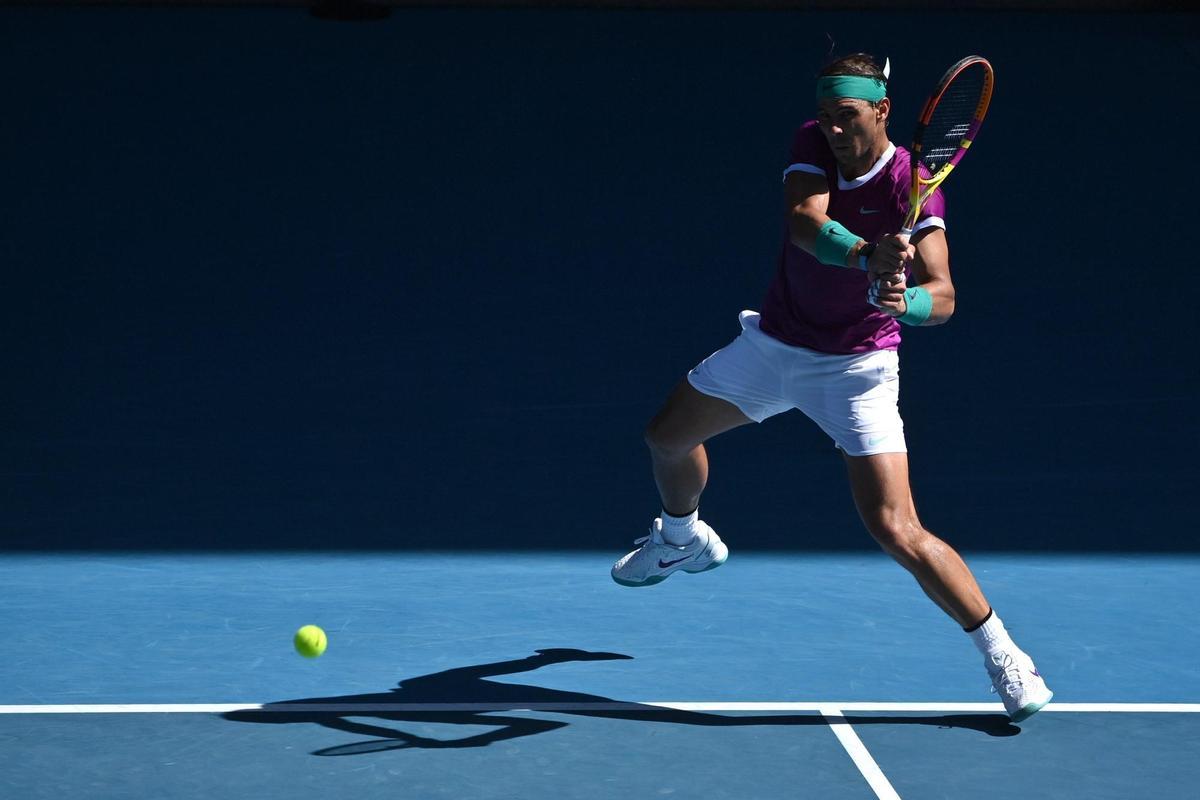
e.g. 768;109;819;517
816;98;888;168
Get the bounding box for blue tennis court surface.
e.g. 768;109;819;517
3;553;1197;798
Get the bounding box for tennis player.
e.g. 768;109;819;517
611;54;1053;722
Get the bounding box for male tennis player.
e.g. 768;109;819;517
611;54;1053;722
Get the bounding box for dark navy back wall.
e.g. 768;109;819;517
4;8;1197;551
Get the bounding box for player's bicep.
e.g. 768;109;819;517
784;170;830;250
785;169;830;217
911;226;951;286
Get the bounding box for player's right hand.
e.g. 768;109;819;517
867;234;915;280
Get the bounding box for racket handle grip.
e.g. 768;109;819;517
898;227;913;245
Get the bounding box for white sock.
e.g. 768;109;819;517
965;609;1016;656
660;509;699;546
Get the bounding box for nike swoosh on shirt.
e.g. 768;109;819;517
658;556;692;569
859;207;881;215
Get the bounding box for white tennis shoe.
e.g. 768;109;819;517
611;518;728;587
987;648;1053;722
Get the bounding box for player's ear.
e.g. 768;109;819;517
876;97;891;124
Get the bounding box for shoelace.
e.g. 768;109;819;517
989;651;1025;697
631;532;690;551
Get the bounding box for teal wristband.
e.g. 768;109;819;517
814;220;861;267
897;286;933;326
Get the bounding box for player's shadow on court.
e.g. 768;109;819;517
222;648;1019;755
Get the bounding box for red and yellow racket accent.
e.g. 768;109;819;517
900;55;995;237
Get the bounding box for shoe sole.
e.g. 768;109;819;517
611;551;727;588
1009;690;1053;723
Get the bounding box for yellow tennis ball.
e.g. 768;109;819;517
293;624;327;658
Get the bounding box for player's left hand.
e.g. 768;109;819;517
867;269;907;316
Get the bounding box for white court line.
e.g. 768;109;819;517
0;702;1197;714
7;702;1193;800
820;706;901;800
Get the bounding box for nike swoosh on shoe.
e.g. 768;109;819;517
658;555;692;569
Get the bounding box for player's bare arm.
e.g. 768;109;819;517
908;227;954;324
869;227;955;325
784;171;873;269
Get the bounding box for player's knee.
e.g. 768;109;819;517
643;410;700;460
866;513;927;565
644;416;689;460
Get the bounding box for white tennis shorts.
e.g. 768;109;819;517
687;311;906;456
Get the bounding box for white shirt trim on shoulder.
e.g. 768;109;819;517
781;163;827;182
837;142;896;190
911;215;946;234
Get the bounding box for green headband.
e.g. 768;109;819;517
816;75;886;103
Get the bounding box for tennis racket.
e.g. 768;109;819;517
900;55;994;239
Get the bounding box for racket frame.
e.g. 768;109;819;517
900;55;994;237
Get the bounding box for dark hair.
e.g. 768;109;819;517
819;53;887;84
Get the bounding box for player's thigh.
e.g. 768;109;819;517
646;379;753;455
842;451;920;537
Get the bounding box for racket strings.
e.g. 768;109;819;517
920;66;987;174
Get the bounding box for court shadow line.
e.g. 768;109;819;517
222;648;1019;755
